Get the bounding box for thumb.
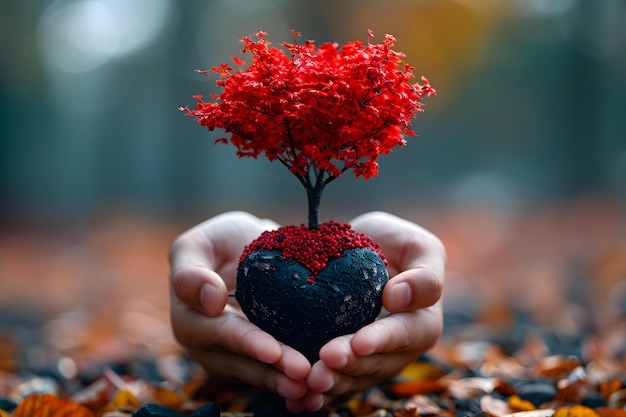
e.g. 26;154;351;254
171;266;228;317
382;267;443;312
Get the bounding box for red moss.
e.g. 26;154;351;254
239;221;387;280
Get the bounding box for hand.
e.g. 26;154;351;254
169;211;445;413
297;211;446;412
169;211;312;410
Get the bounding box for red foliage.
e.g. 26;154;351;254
238;221;386;279
182;30;435;182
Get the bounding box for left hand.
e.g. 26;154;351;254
292;211;446;413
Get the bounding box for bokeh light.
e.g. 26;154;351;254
38;0;172;74
0;0;624;334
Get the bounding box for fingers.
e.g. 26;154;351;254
170;296;312;410
350;210;446;274
169;211;316;411
171;304;281;364
383;267;443;312
275;343;314;380
171;301;311;377
170;211;279;283
302;306;443;411
310;348;409;384
170;266;228;316
321;308;442;369
303;357;408;411
169;210;446;413
187;347;308;402
172;306;311;408
350;308;443;357
171;308;313;411
169;211;279;317
350;211;446;313
169;217;231;317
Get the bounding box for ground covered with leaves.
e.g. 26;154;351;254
1;197;625;416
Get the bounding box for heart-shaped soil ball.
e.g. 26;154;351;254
235;221;388;362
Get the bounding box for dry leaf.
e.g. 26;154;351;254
390;379;448;396
595;409;626;417
554;406;599;417
607;388;626;409
509;395;537;412
480;395;511;417
501;409;555;417
12;393;94;417
394;407;419;417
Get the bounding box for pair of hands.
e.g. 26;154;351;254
169;211;445;413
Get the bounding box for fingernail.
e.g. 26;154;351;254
306;394;325;412
335;355;348;369
200;283;219;315
276;384;287;398
313;395;325;411
318;371;334;392
391;281;412;310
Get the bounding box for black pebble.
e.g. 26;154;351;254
516;382;557;407
0;398;17;412
582;393;607;409
190;403;220;417
453;396;483;417
132;403;185;417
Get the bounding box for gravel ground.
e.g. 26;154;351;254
1;197;624;416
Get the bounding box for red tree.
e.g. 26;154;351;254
182;30;435;228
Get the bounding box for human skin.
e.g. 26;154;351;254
169;211;445;413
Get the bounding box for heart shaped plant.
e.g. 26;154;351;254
181;30;435;362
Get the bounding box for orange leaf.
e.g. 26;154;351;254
394;407;420;417
554;405;599;417
104;389;141;412
13;393;94;417
13;393;62;417
52;402;94;417
537;356;581;379
390;379;448;396
399;361;447;381
596;409;626;417
153;387;185;410
509;395;536;412
599;379;623;401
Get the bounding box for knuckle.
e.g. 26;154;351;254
170;267;190;297
168;234;185;264
423;269;444;300
170;314;193;346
